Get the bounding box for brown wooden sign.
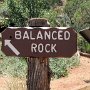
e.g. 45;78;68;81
1;27;77;57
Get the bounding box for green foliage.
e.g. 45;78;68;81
7;0;57;27
64;0;90;31
48;0;63;6
6;0;63;27
65;0;84;19
49;55;80;79
78;35;90;53
40;9;58;27
0;47;27;78
21;0;50;17
64;0;90;53
0;0;7;16
7;0;27;26
56;14;71;27
0;0;8;25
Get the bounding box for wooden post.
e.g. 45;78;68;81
26;18;51;90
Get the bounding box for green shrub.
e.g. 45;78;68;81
78;34;90;53
64;0;90;31
49;54;80;79
0;48;27;78
40;9;58;27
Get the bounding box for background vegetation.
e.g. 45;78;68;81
0;0;90;79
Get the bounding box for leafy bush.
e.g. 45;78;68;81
40;9;58;27
78;34;90;53
0;47;27;78
49;54;80;79
6;0;62;27
64;0;90;31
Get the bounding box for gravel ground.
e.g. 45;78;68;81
51;56;90;90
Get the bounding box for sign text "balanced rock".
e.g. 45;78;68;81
1;27;77;57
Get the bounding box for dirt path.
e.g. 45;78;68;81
0;56;90;90
51;56;90;90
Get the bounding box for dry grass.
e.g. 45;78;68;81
0;76;27;90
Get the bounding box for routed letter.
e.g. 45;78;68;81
52;31;57;40
37;31;43;40
58;31;63;40
51;44;57;52
31;43;37;52
45;44;50;53
23;31;29;39
64;31;70;40
38;43;44;53
44;31;51;40
15;31;21;39
30;31;35;40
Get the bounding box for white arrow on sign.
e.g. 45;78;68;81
4;40;20;56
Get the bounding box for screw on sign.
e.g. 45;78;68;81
1;27;77;57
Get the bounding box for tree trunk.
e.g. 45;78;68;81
26;18;51;90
